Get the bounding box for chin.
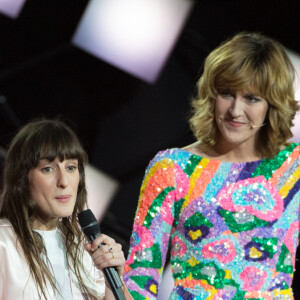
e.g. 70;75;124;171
57;206;76;218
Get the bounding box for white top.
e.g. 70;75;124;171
34;229;73;300
0;219;105;299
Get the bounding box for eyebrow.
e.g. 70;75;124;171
39;158;52;162
243;92;261;98
39;157;78;162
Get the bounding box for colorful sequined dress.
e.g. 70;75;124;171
123;144;300;299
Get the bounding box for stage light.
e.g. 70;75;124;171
72;0;194;83
0;0;26;18
287;49;300;142
85;164;119;221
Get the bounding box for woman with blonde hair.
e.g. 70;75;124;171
123;32;300;299
0;118;133;299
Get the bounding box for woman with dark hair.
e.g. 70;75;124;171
0;119;133;299
123;32;300;299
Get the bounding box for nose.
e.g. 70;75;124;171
57;169;68;188
229;96;244;118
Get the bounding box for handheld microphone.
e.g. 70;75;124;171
78;209;126;300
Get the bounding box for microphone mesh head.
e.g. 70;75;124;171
78;209;96;227
78;209;101;239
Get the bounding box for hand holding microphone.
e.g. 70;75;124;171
78;209;126;300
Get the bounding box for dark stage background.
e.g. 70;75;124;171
0;0;299;295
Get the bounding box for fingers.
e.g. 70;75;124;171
90;234;116;252
92;243;123;267
85;234;125;275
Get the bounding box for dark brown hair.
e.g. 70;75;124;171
0;118;95;299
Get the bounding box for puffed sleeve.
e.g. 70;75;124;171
123;150;189;299
0;220;42;300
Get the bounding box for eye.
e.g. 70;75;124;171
219;90;234;98
67;165;78;172
41;166;53;173
66;159;78;172
245;95;261;103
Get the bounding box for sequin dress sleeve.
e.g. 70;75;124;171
123;149;189;299
124;144;300;300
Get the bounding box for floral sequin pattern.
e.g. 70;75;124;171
201;236;237;264
244;238;278;262
217;176;284;222
240;265;269;291
123;145;300;299
184;212;213;244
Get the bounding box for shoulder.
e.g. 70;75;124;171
290;142;300;153
147;147;195;169
0;218;12;226
0;218;14;235
261;143;300;176
276;143;300;159
0;219;20;260
152;146;198;161
0;218;18;246
284;142;300;150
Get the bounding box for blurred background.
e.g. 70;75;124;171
0;0;299;297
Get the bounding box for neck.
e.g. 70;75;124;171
32;214;59;231
212;140;260;162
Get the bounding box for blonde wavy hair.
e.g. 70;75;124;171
189;32;299;158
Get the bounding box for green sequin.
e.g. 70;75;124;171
252;237;278;258
184;212;213;228
184;155;202;176
219;209;270;232
131;275;154;289
276;244;293;273
129;291;146;300
172;259;229;289
173;198;185;228
143;187;175;229
252;144;297;179
230;288;247;300
131;243;162;269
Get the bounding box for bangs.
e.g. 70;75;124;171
20;119;88;169
39;133;85;163
213;58;269;99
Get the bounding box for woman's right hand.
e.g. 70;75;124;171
84;234;133;299
84;233;125;279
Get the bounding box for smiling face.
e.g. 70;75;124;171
215;90;269;153
28;157;80;230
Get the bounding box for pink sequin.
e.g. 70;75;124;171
240;266;268;291
218;176;284;221
202;238;236;263
127;225;154;265
161;165;190;225
284;221;299;267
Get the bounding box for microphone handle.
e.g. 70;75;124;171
88;234;126;300
103;268;126;300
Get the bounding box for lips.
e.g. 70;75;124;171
55;195;71;202
225;119;245;127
